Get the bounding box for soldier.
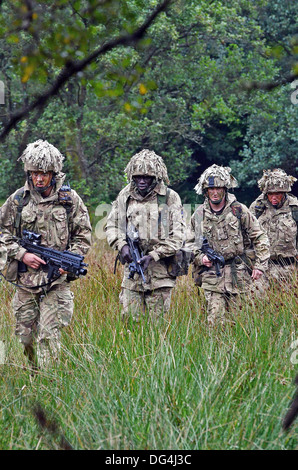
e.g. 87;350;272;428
105;149;185;323
0;140;92;369
249;169;298;282
187;164;270;327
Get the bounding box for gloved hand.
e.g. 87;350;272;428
138;255;153;271
120;244;132;263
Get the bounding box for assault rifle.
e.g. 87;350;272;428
201;237;225;277
18;229;88;282
126;225;147;284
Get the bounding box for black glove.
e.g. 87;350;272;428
138;255;153;272
120;244;132;263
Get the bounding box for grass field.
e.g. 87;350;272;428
0;240;297;450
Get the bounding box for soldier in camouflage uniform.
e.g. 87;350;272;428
105;149;185;323
187;164;270;327
0;140;91;369
249;169;298;282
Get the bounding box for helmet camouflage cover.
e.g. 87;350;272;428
258;168;297;193
194;164;238;195
18;139;64;173
124;149;170;184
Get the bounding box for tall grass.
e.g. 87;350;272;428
0;240;297;450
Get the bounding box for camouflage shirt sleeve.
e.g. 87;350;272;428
105;195;127;253
0;193;27;261
0;235;7;270
67;190;92;256
241;204;270;271
186;207;205;266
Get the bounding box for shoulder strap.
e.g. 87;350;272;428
231;201;243;220
230;201;248;243
157;188;170;233
254;202;266;219
290;206;298;223
13;187;30;237
157;188;170;207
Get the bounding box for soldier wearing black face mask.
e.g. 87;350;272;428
106;149;186;324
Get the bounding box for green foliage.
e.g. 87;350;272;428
230;85;298;189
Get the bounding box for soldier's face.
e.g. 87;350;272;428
207;187;225;204
31;171;53;189
267;191;285;207
133;175;154;193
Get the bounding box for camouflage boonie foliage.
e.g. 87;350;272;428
257;168;297;194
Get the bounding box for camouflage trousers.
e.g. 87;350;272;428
12;283;74;369
203;291;237;327
119;287;172;323
203;277;267;327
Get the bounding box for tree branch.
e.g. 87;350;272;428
0;0;173;141
242;73;298;92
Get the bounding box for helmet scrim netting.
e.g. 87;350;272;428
258;168;297;193
194;164;238;195
124;149;170;184
18;140;64;173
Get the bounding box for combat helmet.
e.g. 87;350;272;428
18;140;64;173
124;149;170;184
258;168;297;194
194;164;238;195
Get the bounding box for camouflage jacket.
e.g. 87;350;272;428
249;194;298;259
0;173;92;291
0;231;7;271
187;193;270;293
105;180;185;291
